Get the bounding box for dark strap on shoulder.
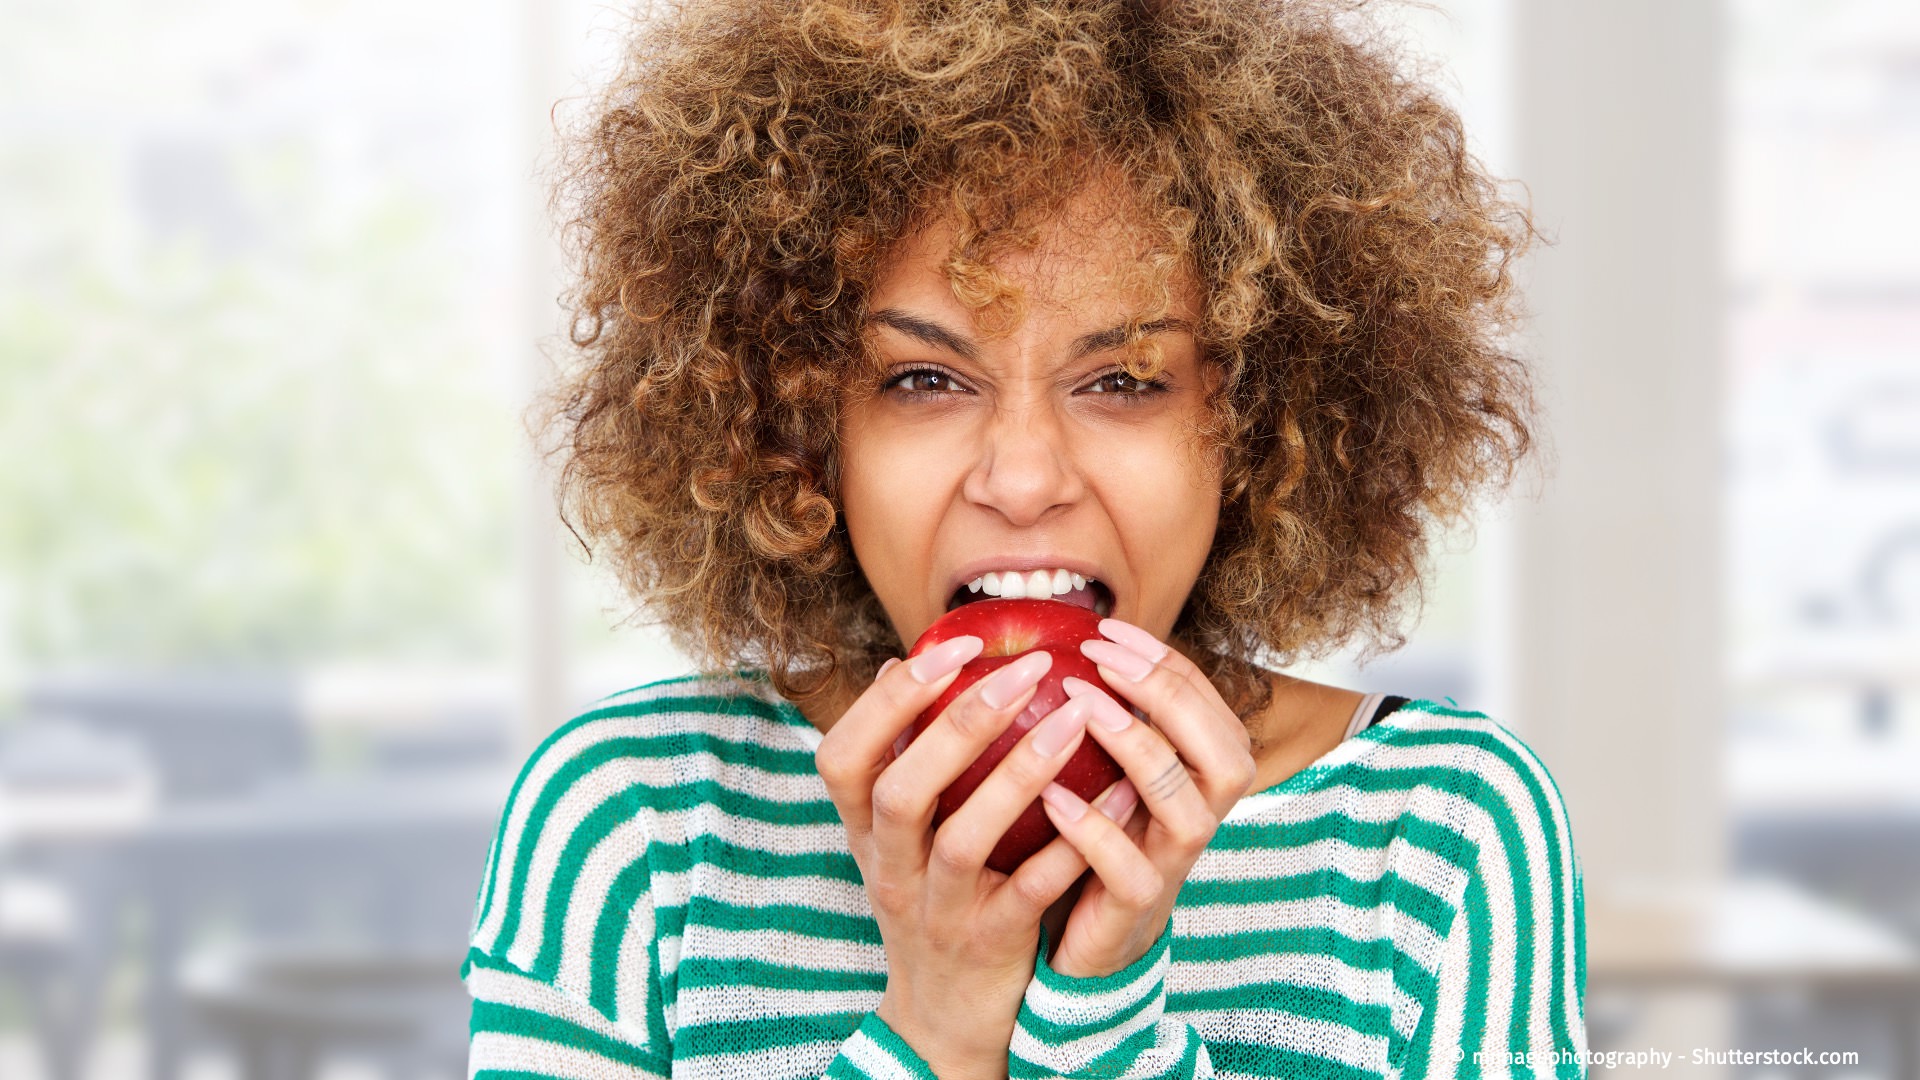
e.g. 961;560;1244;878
1364;694;1411;730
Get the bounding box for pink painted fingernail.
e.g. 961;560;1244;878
909;636;983;684
1098;619;1169;662
1081;638;1154;683
979;651;1052;709
1061;676;1135;730
1088;693;1134;732
1030;696;1091;756
1040;782;1087;822
875;658;901;682
1096;779;1138;822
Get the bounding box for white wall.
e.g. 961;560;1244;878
1508;0;1727;895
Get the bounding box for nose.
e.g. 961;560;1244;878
960;403;1088;527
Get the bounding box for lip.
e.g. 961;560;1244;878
943;555;1114;603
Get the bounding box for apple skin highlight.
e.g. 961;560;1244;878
904;598;1129;873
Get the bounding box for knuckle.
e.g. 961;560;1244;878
866;879;914;919
1003;747;1060;791
878;676;926;718
868;777;920;824
944;697;1003;742
1176;823;1219;857
1009;869;1063;914
1231;758;1259;794
928;831;979;875
813;748;848;789
1169;807;1219;849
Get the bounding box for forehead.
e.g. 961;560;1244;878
870;177;1201;323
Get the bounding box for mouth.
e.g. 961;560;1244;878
946;569;1115;618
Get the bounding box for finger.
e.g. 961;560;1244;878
814;636;982;843
1100;778;1141;827
987;778;1134;926
990;772;1136;926
1094;619;1242;734
1037;780;1165;911
990;826;1091;930
1060;678;1222;859
1078;628;1257;808
922;683;1094;893
870;650;1054;883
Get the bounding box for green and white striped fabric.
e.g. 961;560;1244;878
463;670;1587;1080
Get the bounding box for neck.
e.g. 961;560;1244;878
795;669;862;737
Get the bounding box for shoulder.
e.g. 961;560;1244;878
1371;701;1577;850
464;670;815;966
1352;703;1585;1000
1235;698;1580;898
1381;706;1589;1073
1367;702;1582;925
488;669;815;825
572;668;804;736
515;668;804;774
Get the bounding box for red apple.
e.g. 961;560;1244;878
903;597;1129;873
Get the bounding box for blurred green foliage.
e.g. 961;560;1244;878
0;131;519;667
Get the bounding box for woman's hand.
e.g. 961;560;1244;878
814;637;1137;1080
1035;618;1260;980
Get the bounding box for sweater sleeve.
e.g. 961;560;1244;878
1396;732;1588;1080
461;720;947;1080
465;946;943;1080
1008;918;1214;1080
465;946;947;1080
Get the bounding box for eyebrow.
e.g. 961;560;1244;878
867;308;1192;363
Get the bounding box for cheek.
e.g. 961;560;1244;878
1091;424;1221;554
836;421;888;553
837;413;949;582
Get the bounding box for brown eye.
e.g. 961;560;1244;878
1084;368;1169;399
901;370;951;393
885;367;965;398
1089;371;1146;393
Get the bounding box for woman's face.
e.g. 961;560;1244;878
838;184;1223;652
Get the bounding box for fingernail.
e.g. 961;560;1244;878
1098;619;1169;662
1040;782;1086;822
875;657;901;682
909;636;983;684
1061;676;1133;731
1030;697;1090;756
1087;693;1133;732
979;651;1052;709
1096;779;1138;822
1081;639;1154;682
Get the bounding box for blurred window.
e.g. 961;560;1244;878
1726;0;1920;808
0;0;524;686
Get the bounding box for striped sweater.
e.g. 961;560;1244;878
463;670;1587;1080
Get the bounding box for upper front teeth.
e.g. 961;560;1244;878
969;569;1090;599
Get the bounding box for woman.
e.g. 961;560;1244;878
464;1;1584;1078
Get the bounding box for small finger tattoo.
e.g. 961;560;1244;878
1147;759;1191;802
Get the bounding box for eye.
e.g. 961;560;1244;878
882;366;968;399
1083;368;1170;400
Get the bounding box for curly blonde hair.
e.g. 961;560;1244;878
546;0;1541;724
